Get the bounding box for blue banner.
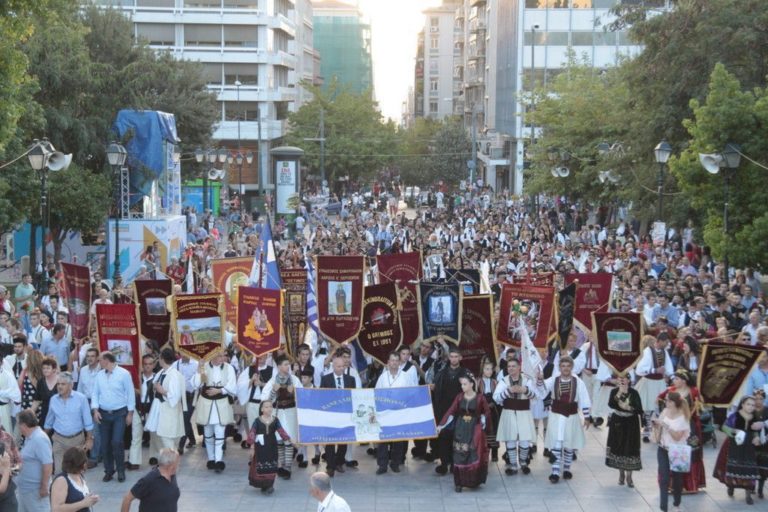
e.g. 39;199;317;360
418;281;462;344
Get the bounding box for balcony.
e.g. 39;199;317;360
470;0;486;6
468;19;486;33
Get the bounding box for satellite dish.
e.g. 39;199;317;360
556;167;570;177
698;153;723;174
47;152;72;171
208;168;225;180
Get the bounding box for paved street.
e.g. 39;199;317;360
87;426;766;512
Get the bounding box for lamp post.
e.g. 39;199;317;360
106;142;128;279
653;139;672;220
719;143;741;286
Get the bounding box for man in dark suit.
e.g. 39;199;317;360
320;354;357;477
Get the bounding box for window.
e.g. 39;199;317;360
273;30;289;52
571;32;593;46
225;101;261;121
274;66;289;87
430;36;439;50
223;0;259;7
430;17;439;28
138;0;174;7
429;101;438;113
202;63;223;84
430;78;439;91
225;25;258;47
184;25;221;47
594;31;617;45
275;102;290;120
184;0;220;7
524;31;568;45
136;23;174;45
429;59;438;73
617;31;635;45
224;63;258;85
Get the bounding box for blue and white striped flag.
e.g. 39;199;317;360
249;220;282;290
306;256;320;334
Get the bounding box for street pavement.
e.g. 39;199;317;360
86;425;767;511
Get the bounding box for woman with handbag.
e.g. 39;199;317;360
713;395;762;505
605;374;643;487
653;392;691;512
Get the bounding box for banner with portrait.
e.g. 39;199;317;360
592;312;643;376
697;342;764;407
95;303;141;387
60;262;92;339
316;256;366;345
357;283;403;365
556;283;577;350
446;268;480;296
497;283;555;348
565;273;613;340
459;294;498;376
237;286;283;358
280;268;308;357
418;282;462;344
133;279;172;346
376;251;422;282
171;293;225;362
211;257;254;327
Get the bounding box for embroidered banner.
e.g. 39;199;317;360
357;283;403;365
211;256;254;327
133;279;172;346
446;268;480;295
565;273;613;335
316;256;365;344
296;386;436;445
237;286;282;358
171;293;225;362
377;252;422;282
512;272;555;287
556;283;577;350
459;294;497;376
497;283;555;348
697;342;764;407
592;312;644;377
60;262;92;339
280;267;308;357
418;281;462;344
96;303;141;387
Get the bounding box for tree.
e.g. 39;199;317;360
429;117;472;187
397;117;441;186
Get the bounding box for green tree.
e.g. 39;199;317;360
397;117;441;186
429;117;472;187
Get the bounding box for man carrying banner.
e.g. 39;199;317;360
493;359;536;476
262;355;302;479
144;349;186;466
374;352;410;474
635;335;674;442
192;350;237;473
320;354;357;477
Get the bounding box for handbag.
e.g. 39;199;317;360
667;443;692;473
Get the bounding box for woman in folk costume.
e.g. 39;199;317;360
635;335;674;442
476;359;500;462
753;389;768;498
192;349;237;473
144;348;187;465
493;358;536;476
261;355;302;479
436;374;493;493
605;374;643;487
248;400;292;495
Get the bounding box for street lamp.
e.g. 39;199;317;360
653;139;672;220
106;141;127;279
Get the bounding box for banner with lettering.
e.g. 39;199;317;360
497;283;555;348
512;272;555;287
565;273;613;334
357;283;403;365
459;294;498;376
592;312;643;377
376;252;422;282
316;256;366;344
280;267;308;357
171;293;225;362
446;268;480;295
556;283;577;350
418;281;462;344
237;286;283;358
60;262;92;339
133;279;172;346
95;303;141;387
697;342;763;407
211;256;254;327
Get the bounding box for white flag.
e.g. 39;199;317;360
520;326;542;380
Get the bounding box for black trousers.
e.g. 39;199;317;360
377;442;405;468
437;429;453;466
180;392;196;444
324;444;347;471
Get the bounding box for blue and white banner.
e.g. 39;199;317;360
296;386;436;445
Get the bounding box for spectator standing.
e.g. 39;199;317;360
16;409;53;512
120;448;180;512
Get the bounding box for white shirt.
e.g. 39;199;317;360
376;369;409;388
317;491;351;512
77;364;100;400
174;359;200;393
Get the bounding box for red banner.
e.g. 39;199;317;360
171;293;225;362
377;251;422;282
133;279;172;346
565;273;613;334
357;283;403;364
512;272;555;287
459;294;498;376
237;286;283;358
60;262;92;339
211;256;254;327
316;256;365;344
497;283;555;348
280;268;308;357
592;312;643;376
697;342;764;407
96;303;141;387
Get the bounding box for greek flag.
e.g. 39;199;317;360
296;386;436;444
249;220;282;290
306;256;320;334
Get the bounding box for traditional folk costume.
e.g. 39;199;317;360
579;342;601;405
144;365;186;460
538;374;591;482
492;373;536;475
657;386;706;493
247;415;291;493
432;364;467;471
261;372;302;477
477;376;500;461
713;411;761;495
635;346;674;439
236;362;272;444
605;385;643;472
192;361;237;472
0;365;20;434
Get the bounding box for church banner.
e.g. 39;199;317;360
376;251;422;282
512;272;555;287
556;283;577;350
447;268;480;295
316;256;365;344
133;279;172;346
697;342;763;407
60;262;91;339
95;303;141;387
396;282;420;346
171;293;225;362
280;268;308;357
497;283;555;348
565;273;613;335
418;282;462;344
459;294;498;376
592;312;643;376
358;283;403;365
296;386;436;445
211;256;254;326
237;286;283;358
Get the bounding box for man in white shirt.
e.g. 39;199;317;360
3;336;27;379
375;351;409;474
174;356;199;452
78;347;102;468
309;472;351;512
397;345;419;387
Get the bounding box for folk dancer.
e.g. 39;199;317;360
236;356;271;449
144;349;186;466
493;359;536;476
261;355;302;479
635;335;674;442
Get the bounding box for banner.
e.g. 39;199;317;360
418;282;462;344
512;272;555;287
556;283;577;350
697;342;764;407
133;279;172;346
211;256;254;326
237;286;282;358
316;256;365;344
376;251;422;282
446;268;480;295
296;386;436;445
95;303;141;387
459;294;497;375
565;273;613;336
357;283;403;365
171;293;225;361
280;267;308;357
60;262;91;339
497;283;555;348
592;312;644;376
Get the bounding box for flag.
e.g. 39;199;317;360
349;339;369;373
306;256;320;335
479;259;491;294
249;220;282;290
185;256;194;294
520;325;542;381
